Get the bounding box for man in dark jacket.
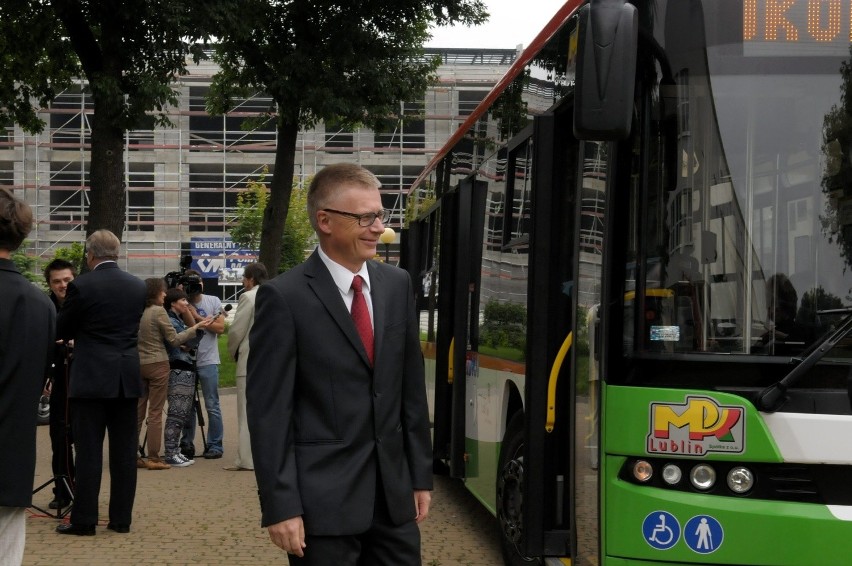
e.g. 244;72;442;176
0;189;55;561
43;258;77;510
56;229;146;536
247;164;432;564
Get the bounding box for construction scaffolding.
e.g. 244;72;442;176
0;48;517;281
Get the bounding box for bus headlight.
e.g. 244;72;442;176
690;464;716;490
632;460;653;482
662;464;682;485
726;466;754;494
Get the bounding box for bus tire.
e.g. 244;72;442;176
496;411;539;565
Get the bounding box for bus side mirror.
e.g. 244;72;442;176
573;0;638;141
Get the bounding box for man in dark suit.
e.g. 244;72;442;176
43;258;77;510
247;163;432;565
0;189;55;562
56;229;146;536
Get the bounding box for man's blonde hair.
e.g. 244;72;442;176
307;163;381;231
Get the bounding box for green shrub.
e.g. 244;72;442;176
479;299;526;352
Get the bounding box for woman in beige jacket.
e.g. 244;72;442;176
225;262;268;471
137;278;211;469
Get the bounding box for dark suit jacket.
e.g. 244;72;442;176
247;251;432;535
56;262;146;399
0;258;55;506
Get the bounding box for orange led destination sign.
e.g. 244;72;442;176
744;0;852;55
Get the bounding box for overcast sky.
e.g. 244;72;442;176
426;0;566;50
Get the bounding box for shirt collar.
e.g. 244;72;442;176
317;245;370;294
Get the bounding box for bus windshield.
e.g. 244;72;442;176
625;0;852;358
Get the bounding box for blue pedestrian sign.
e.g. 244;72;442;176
643;511;680;550
683;515;724;554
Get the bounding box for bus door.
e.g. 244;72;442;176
429;191;458;474
420;179;487;479
519;106;588;561
450;178;488;479
404;205;447;469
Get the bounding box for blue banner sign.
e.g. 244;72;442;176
190;237;257;282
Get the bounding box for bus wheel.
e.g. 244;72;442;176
496;412;539;564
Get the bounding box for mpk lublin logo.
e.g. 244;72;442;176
647;396;745;455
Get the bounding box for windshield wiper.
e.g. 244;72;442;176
756;309;852;412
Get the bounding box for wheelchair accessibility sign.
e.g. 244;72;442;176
643;511;724;553
643;511;680;550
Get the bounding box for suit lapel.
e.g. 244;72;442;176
367;262;386;369
304;252;373;369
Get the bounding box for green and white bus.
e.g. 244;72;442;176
402;0;852;564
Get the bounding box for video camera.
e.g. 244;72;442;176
164;254;203;295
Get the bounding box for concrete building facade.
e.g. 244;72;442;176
1;47;516;293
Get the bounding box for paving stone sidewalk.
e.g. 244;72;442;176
24;389;502;565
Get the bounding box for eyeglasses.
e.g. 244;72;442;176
322;208;390;227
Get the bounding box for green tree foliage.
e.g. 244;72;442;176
53;242;86;273
575;304;590;355
209;0;487;271
229;170;314;274
0;1;78;133
480;299;527;352
279;179;314;273
230;167;271;252
10;241;85;287
11;242;43;285
404;181;437;227
491;72;530;142
821;47;852;276
798;286;844;327
0;0;224;243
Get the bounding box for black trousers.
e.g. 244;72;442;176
69;397;138;527
48;365;75;501
288;477;421;566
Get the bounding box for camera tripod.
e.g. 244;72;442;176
31;475;73;519
189;362;209;456
32;356;74;519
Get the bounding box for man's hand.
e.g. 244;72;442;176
414;490;431;524
267;516;306;557
192;316;215;331
206;311;226;335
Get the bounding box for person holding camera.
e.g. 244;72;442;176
163;288;206;467
43;258;77;510
179;270;226;459
0;189;55;561
136;278;213;470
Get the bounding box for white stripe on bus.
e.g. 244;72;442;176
762;412;852;464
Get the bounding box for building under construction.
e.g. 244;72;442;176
1;47;516;296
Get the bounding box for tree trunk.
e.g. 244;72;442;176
86;105;126;239
77;88;125;274
50;1;127;270
260;119;299;273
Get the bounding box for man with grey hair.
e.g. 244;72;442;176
0;188;55;561
56;229;146;536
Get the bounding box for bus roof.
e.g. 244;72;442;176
406;0;583;195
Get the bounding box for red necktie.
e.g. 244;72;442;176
350;275;374;366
